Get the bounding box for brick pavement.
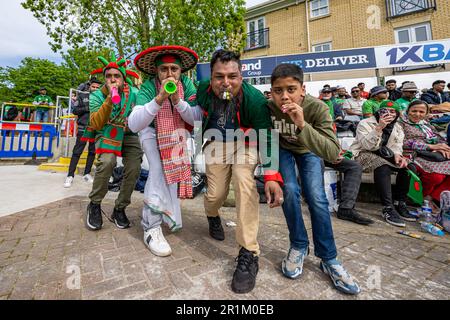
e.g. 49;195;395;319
0;195;448;300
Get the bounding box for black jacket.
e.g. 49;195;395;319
420;90;450;105
388;89;402;101
72;91;90;129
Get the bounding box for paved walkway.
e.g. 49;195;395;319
0;170;448;299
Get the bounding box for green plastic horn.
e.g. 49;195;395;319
164;81;177;94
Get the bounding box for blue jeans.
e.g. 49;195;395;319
35;110;49;123
279;148;337;261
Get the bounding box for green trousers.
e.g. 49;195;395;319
89;134;143;210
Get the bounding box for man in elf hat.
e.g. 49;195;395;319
82;52;143;231
128;45;202;257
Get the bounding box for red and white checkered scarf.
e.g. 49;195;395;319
155;80;193;199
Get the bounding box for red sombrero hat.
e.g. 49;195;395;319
134;45;199;76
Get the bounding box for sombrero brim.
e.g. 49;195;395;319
134;45;199;76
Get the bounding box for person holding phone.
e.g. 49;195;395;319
348;100;416;227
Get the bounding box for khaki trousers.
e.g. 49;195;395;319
204;141;260;255
89;134;143;209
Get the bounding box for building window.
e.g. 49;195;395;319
394;22;435;71
312;42;332;52
395;22;431;43
245;17;269;50
386;0;437;19
310;0;329;18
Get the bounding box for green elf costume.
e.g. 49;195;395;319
82;52;143;232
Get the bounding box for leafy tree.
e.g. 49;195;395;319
21;0;246;61
61;47;111;88
0;58;71;103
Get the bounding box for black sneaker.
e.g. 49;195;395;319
337;208;374;225
382;206;406;227
231;247;259;294
86;202;103;231
207;216;224;241
111;207;130;229
395;201;417;222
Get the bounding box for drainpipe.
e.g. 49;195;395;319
305;0;313;81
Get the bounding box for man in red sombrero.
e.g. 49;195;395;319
128;45;202;257
83;52;143;232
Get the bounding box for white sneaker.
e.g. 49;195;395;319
64;176;74;188
143;226;172;257
83;174;94;183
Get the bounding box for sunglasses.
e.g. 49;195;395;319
351;90;360;93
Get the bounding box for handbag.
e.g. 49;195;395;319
416;150;447;162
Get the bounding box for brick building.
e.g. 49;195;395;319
242;0;450;85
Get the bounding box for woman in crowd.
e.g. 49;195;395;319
399;100;450;211
349;100;416;227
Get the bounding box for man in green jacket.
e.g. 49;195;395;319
396;82;418;111
196;49;283;294
268;63;361;295
362;86;388;118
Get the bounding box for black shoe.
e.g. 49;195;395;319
86;202;103;231
111;207;130;229
207;216;224;241
395;201;417;222
231;247;259;294
382;206;406;227
337;208;374;225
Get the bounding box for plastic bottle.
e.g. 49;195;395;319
421;200;433;223
420;222;444;237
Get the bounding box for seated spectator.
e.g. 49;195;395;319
386;79;402;101
362;86;388;118
264;90;272;100
3;101;19;121
343;86;365;121
349;100;416;227
399;100;450;210
358;82;370;99
320;87;343;121
396;82;418;112
421;80;450;106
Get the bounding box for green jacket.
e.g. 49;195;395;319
396;97;417;111
196;80;282;183
267;94;340;163
82;85;139;156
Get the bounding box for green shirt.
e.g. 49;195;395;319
33;94;53;112
136;75;197;128
267;94;340;163
362;98;387;117
396;97;417;111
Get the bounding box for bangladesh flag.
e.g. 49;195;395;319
407;169;423;205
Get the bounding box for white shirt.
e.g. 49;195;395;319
343;97;366;114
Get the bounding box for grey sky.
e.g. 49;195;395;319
0;0;266;68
